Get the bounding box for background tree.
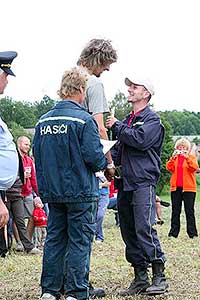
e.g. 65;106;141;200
9;121;33;143
109;92;131;120
156;115;174;195
0;95;56;144
0;97;37;128
0;97;14;124
33;95;56;120
159;110;200;135
1;92;200;194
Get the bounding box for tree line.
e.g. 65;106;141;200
1;93;200;136
1;92;199;194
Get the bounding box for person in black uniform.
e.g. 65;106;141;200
106;76;168;296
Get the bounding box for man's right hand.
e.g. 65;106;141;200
0;200;9;229
106;115;118;129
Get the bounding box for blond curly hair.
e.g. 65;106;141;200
58;67;88;99
174;137;191;150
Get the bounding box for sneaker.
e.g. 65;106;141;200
16;241;24;252
28;247;43;255
95;239;103;244
190;236;198;239
65;297;77;300
168;234;177;239
40;293;56;300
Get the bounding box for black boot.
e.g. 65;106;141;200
118;266;150;296
144;262;168;295
89;282;105;298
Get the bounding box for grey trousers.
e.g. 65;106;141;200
35;227;46;247
8;197;34;251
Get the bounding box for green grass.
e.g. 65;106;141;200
1;199;200;300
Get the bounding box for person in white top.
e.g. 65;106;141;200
77;38;117;298
0;51;18;231
77;38;118;182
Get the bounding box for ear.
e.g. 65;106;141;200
78;86;85;104
143;89;150;100
79;86;84;94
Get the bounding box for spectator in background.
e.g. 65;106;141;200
0;51;19;257
95;172;110;243
6;175;42;254
107;180;119;226
166;137;199;239
190;142;198;158
155;196;165;225
12;136;39;251
32;197;47;249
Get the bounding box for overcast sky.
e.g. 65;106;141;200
1;0;200;112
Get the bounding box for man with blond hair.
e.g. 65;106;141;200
33;67;107;300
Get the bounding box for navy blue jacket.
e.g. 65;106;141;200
33;100;107;203
112;106;165;191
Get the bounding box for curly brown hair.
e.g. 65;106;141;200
77;38;117;71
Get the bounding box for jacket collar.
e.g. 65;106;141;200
54;99;87;111
126;105;151;122
134;105;150;117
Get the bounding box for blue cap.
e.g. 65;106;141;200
0;51;17;76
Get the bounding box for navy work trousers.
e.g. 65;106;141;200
41;201;97;300
117;182;166;268
169;187;198;238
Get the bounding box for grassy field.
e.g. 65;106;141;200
1;193;200;300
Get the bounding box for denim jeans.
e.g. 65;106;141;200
95;194;109;241
107;196;117;210
41;201;97;300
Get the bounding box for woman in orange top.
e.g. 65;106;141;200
166;137;199;239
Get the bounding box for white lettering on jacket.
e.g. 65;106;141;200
40;124;68;135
